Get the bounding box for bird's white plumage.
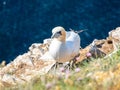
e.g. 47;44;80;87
40;26;80;63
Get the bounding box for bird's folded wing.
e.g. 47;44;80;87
65;31;80;57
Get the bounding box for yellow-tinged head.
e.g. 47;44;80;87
51;26;66;42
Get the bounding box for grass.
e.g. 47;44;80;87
3;49;120;90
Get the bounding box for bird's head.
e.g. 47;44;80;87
51;26;66;42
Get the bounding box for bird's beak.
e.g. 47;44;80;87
51;33;61;39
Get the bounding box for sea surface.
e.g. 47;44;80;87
0;0;120;63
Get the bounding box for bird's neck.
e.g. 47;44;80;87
58;35;66;43
53;38;66;44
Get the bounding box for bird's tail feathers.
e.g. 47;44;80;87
69;28;88;34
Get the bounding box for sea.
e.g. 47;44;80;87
0;0;120;63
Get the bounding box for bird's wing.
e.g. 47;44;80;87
66;31;80;42
66;41;80;58
66;31;80;56
66;31;71;39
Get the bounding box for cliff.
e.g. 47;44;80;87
0;27;120;88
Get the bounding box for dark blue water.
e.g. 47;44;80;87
0;0;120;63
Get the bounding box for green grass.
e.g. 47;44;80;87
4;50;120;90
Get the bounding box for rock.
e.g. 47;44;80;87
29;43;44;56
29;43;50;60
13;54;34;67
109;27;120;50
1;74;26;87
77;46;90;62
43;38;52;44
0;61;6;67
77;27;119;62
0;27;120;88
2;74;16;86
89;39;106;58
0;40;55;87
98;39;114;54
109;27;120;41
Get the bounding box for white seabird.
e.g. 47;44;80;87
40;26;80;63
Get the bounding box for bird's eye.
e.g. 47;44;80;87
57;31;62;35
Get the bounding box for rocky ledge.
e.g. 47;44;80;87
0;27;120;88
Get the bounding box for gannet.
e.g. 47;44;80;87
40;26;80;63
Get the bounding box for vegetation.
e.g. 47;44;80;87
4;50;120;90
